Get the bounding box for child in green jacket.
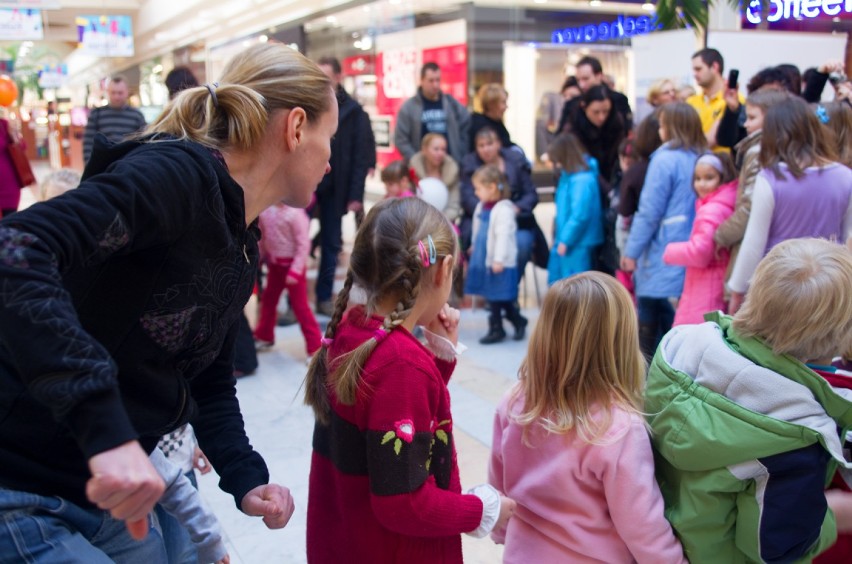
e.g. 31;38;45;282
646;237;852;563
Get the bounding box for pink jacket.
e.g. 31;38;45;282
489;389;686;564
257;203;310;276
664;180;737;325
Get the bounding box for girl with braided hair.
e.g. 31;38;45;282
304;196;515;563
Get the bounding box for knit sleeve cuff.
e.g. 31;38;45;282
422;328;467;361
465;483;501;538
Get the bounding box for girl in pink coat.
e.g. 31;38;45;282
663;153;737;326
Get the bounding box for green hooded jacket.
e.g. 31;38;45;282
646;313;852;563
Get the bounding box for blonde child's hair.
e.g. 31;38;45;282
40;168;81;201
472;164;510;201
512;272;647;443
145;43;332;151
304;197;457;423
733;238;852;361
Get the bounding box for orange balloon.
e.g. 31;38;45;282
0;75;18;107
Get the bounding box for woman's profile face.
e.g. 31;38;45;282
425;137;447;167
476;135;500;164
583;98;612;128
282;88;338;207
485;94;508;120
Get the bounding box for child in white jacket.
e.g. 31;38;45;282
464;164;527;344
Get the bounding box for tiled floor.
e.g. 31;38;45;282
21;160;554;563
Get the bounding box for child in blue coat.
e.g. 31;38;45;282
546;133;603;285
621;102;707;358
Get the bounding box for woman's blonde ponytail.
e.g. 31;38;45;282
144;43;331;151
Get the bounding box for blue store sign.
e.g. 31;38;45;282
552;14;662;44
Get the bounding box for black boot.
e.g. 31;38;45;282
506;304;527;341
479;315;506;345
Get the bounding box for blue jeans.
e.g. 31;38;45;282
637;296;675;360
0;487;166;563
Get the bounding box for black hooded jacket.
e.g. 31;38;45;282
0;135;268;508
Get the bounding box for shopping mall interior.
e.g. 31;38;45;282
1;0;848;173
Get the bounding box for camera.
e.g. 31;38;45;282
829;71;848;86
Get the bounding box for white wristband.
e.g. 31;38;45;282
466;483;501;538
421;327;467;361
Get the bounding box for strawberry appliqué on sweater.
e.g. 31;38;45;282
376;417;454;490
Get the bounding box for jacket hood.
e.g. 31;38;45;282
84;134;254;235
648;319;852;472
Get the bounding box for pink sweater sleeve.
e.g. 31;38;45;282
663;206;719;268
601;416;686;564
285;207;311;277
488;396;508;544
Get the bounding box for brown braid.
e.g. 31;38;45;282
304;272;354;423
303;197;457;424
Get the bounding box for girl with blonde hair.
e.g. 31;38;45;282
0;42;335;561
489;272;686;563
305;196;515;563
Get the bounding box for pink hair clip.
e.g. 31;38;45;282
373;328;388;343
418;240;430;267
417;235;437;267
320;337;334;348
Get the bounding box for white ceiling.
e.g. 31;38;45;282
2;0;651;84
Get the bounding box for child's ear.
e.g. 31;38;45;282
435;255;454;287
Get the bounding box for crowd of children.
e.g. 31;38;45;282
287;59;852;563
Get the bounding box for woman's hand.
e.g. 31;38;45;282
241;483;296;529
557;243;567;256
425;304;461;346
491;262;504;274
87;441;166;540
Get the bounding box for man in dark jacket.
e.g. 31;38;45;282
557;56;632;133
315;57;375;316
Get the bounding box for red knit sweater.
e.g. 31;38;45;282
306;308;483;563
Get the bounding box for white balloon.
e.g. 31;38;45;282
417;177;449;211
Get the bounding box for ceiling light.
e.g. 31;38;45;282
641;2;655;10
589;0;602;6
